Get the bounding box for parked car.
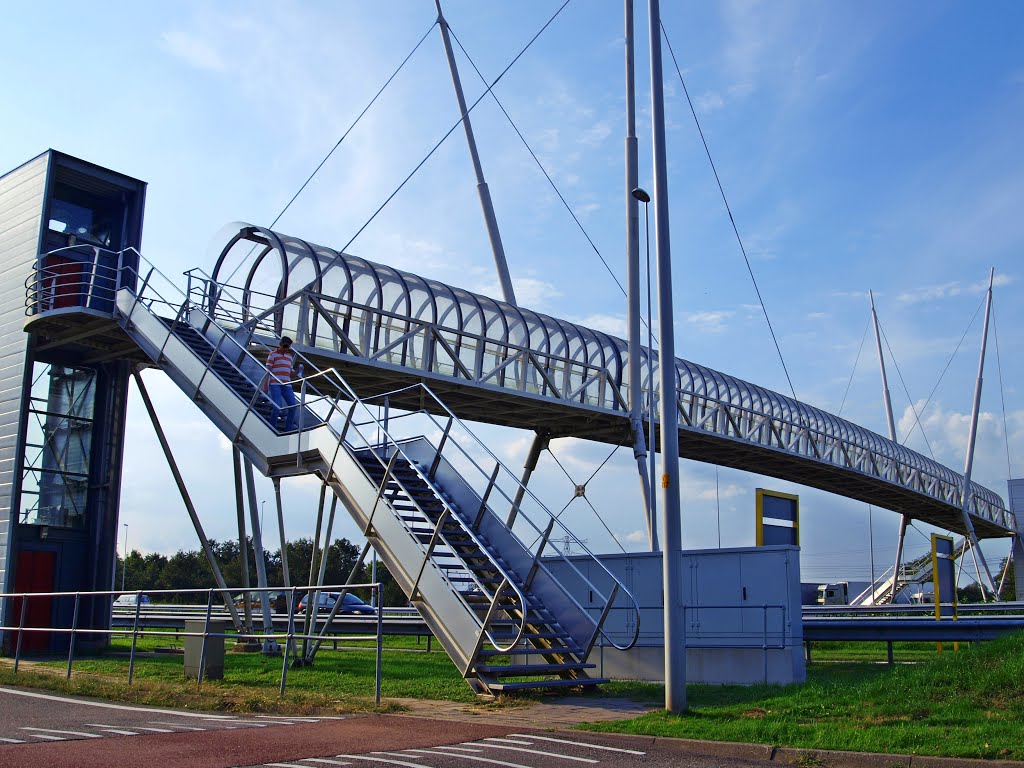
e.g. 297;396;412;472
297;591;375;615
113;593;151;606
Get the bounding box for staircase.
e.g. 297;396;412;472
115;274;638;697
852;538;970;606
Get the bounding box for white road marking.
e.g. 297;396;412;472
344;754;434;767
21;726;103;738
300;759;352;766
206;719;268;727
255;715;323;722
409;747;532;768
85;725;139;735
25;734;65;741
509;734;646;756
266;763;318;768
478;739;533;746
0;687;234;719
434;746;483;753
0;738;25;743
473;742;598;763
149;721;207;731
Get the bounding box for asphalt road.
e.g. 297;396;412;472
0;686;780;768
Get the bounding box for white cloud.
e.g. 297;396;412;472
578;121;611;146
623;529;647;544
572;313;627;338
897;273;1013;305
685;310;735;334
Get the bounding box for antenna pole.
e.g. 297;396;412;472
434;0;517;306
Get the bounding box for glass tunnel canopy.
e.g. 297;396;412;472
207;222;1010;531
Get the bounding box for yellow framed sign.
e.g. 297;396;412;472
756;488;800;546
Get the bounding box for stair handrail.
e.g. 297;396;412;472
325;413;530;655
350;381;642;652
118;259;529;655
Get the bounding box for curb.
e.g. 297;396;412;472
564;730;1024;768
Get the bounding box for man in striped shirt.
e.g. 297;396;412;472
266;336;301;430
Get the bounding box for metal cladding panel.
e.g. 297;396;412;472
0;153;48;600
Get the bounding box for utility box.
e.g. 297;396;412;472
533;546;804;685
183;620;225;680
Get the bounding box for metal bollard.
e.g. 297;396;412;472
375;584;384;706
13;596;27;673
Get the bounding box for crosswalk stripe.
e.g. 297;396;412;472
21;727;102;738
509;734;646;755
473;742;598;763
344;753;433;767
25;734;65;741
0;738;25;743
410;747;532;768
149;721;207;731
299;759;352;766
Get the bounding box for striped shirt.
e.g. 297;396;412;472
266;349;295;383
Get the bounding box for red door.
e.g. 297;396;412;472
11;550;56;653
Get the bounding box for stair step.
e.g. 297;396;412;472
476;662;595;675
478;647;582;657
487;678;608;693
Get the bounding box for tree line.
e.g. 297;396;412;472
114;537;408;606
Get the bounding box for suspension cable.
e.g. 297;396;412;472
222;19;439;285
661;21;799;403
838;315;871;418
898;295;985;447
334;0;574;260
992;303;1014;480
877;321;935;460
447;25;629;301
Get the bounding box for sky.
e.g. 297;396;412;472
2;1;1023;586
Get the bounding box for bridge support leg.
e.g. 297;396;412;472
132;370;243;633
887;515;908;603
507;432;548;528
301;483;328;661
245;458;279;654
1014;536;1024;601
232;448;256;637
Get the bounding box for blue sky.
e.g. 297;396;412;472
3;1;1023;584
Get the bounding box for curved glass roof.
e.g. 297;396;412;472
209;223;1010;530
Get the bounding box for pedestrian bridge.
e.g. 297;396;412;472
27;222;1016;540
200;223;1011;539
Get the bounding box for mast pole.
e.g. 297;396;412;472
434;0;517;306
625;0;656;550
959;268;999;597
647;0;686;713
871;290;907;604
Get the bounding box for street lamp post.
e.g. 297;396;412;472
632;187;658;553
121;523;128;592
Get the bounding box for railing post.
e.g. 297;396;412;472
128;597;143;685
375;583;384;707
13;595;27;673
280;589;297;697
412;509;451;600
427;417;453;479
197;591;213;687
66;593;81;680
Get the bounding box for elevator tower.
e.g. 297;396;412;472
0;150;146;651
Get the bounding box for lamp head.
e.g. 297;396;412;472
631;188;651;203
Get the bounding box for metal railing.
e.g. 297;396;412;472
1;584;386;703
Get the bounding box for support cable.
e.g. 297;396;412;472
661;21;799;403
838;316;871;418
991;304;1014;480
333;0;574;260
899;295;985;447
447;26;629;301
223;19;439;286
878;322;935;460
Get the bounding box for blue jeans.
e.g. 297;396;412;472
269;383;297;430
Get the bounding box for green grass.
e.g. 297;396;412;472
581;632;1024;760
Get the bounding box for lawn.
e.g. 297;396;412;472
581;632;1024;761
